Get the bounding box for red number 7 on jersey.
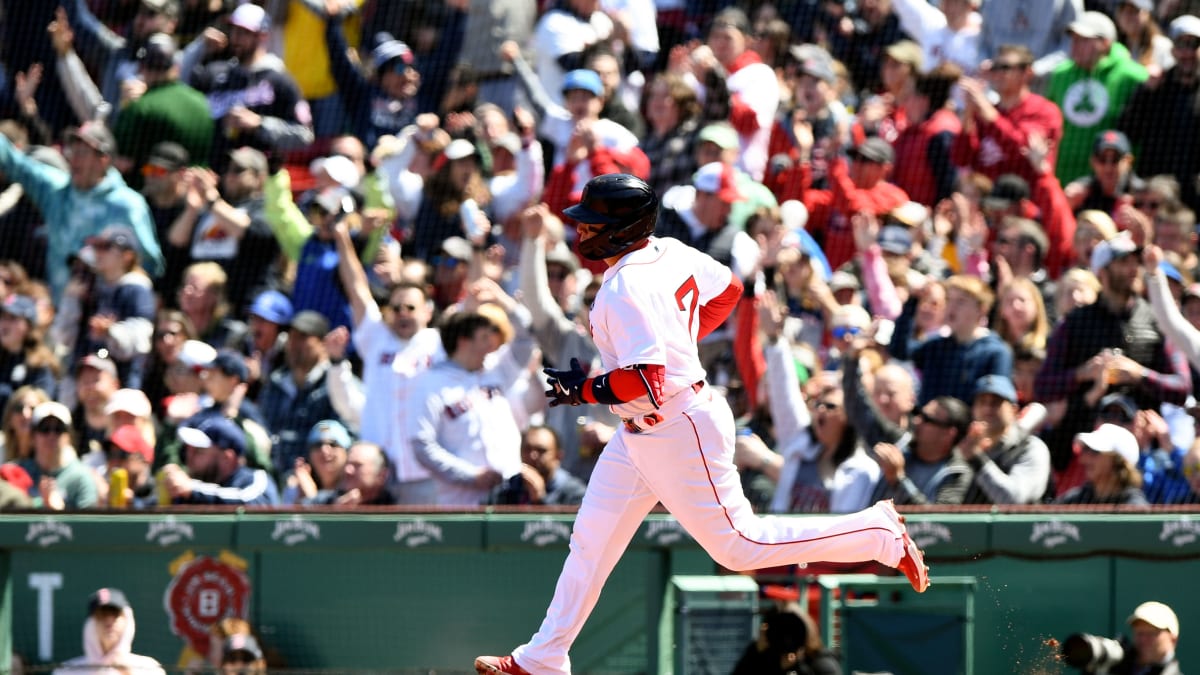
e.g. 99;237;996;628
675;275;699;334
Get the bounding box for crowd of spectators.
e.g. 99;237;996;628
2;0;1200;511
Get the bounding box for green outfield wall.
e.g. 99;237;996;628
2;511;1200;674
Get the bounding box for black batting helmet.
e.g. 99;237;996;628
565;173;658;261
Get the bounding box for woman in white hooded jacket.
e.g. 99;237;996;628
54;587;165;675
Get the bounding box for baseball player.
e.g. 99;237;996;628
475;174;928;675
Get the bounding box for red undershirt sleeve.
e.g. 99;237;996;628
698;273;743;340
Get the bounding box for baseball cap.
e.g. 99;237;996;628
884;40;924;69
137;32;177;71
309;155;360;190
1160;260;1184;284
307;419;352;449
1090;231;1142;274
0;295;37;323
443;139;478;162
32;401;72;428
697;123;739;151
249;290;294;325
1093;129;1131;156
693;162;744;203
146;141;189;171
1128;601;1180;637
974;374;1017;403
371;32;413;71
1122;0;1154;9
829;270;861;292
109;424;154;463
178;340;218;370
178;415;247;455
66;121;115;156
1068;11;1118;41
983;174;1031;211
313;186;355;215
440;236;473;262
78;352;119;378
491;132;522;156
227;147;268;175
888;201;929;229
209;350;249;382
852;137;895;164
877;224;914;255
780;200;809;231
223;634;264;661
711;6;752;35
229;3;270;32
140;0;180;18
1169;15;1200;40
796;55;836;84
1098;392;1138;424
87;588;130;615
289;310;330;337
104;388;153;418
89;225;140;253
561;69;603;97
1075;423;1139;466
545;243;579;272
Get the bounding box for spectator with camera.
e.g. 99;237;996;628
1063;600;1181;674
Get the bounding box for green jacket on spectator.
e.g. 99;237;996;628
1047;41;1147;184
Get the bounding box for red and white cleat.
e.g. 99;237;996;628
877;499;930;593
474;655;532;675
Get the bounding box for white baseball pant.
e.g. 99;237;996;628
512;384;907;674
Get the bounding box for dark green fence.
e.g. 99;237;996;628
3;511;1199;674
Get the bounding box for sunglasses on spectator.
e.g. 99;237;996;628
225;163;253;174
1176;38;1200;50
141;164;172;178
432;255;465;268
547;268;570;282
989;62;1030;72
813;400;841;412
831;326;861;340
915;412;955;428
35;422;67;435
1093;153;1123;165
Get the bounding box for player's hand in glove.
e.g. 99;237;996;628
544;357;588;407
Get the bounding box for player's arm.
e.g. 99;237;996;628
697;271;743;340
544;358;666;408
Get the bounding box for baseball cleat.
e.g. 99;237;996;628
878;499;930;593
474;655;532;675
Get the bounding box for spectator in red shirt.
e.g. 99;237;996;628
802;137;910;271
954;44;1064;187
891;63;963;207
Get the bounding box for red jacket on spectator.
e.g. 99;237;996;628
891;108;961;207
765;114;865;200
952;92;1063;187
802;157;910;271
1029;170;1076;280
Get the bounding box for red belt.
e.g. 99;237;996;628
621;381;703;434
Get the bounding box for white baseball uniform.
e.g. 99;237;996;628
510;238;911;674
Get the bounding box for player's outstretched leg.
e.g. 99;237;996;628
474;655;532;675
877;499;930;592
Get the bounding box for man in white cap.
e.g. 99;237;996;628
187;3;313;162
1125;601;1181;674
19;402;97;510
1036;231;1191;466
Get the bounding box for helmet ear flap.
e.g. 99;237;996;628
569;174;658;261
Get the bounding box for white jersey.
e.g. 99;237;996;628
407;359;523;506
531;8;613;106
590;237;732;418
353;310;444;482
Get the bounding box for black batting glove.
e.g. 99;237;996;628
544;357;588;407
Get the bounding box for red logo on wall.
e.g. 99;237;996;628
163;555;251;655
